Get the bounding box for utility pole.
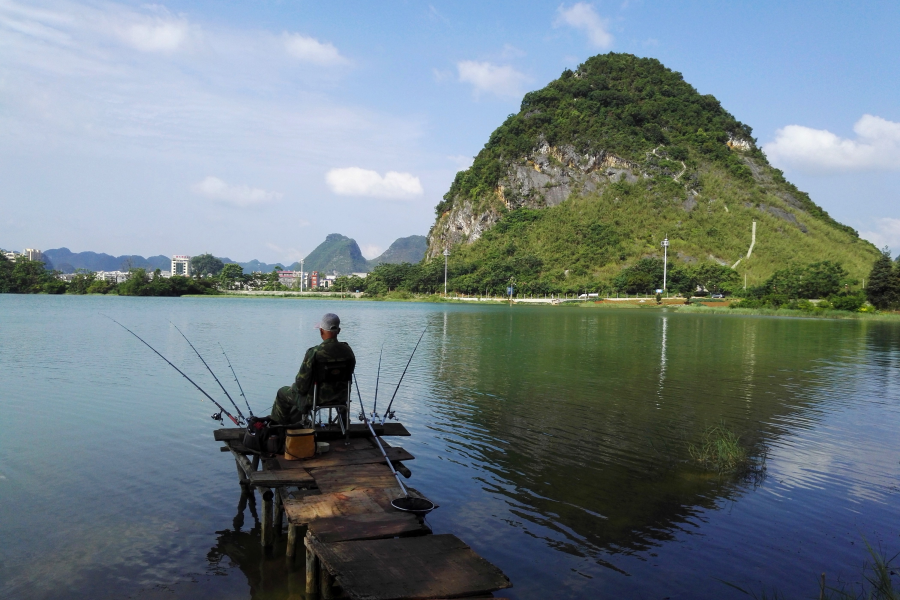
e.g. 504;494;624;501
300;258;305;293
443;248;450;297
661;235;669;292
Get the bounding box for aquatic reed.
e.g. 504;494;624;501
688;423;747;472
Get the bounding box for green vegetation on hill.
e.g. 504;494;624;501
303;233;369;274
368;235;427;268
428;53;878;293
439;177;875;294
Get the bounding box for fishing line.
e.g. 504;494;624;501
220;342;254;417
372;344;384;419
381;326;427;425
170;322;246;424
102;314;240;426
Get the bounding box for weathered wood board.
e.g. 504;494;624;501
276;446;414;470
309;463;400;493
249;469;315;487
308;534;512;600
214;422;411;443
309;512;428;543
284;489;385;523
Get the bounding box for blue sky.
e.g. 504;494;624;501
2;0;899;262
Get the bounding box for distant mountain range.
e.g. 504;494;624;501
42;234;428;275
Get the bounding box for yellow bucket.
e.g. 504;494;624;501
284;429;315;460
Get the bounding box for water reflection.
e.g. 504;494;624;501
207;488;304;600
421;309;862;564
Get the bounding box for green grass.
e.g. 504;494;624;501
688;423;748;473
677;305;900;321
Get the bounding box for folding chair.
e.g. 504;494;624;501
309;357;354;445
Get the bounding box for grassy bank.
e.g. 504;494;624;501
181;292;900;321
676;304;900;321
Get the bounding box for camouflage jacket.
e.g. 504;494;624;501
291;337;356;407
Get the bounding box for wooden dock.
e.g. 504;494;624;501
215;424;512;599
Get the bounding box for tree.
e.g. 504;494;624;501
802;261;848;298
694;263;739;296
190;253;224;277
219;263;245;290
866;247;897;309
67;269;97;294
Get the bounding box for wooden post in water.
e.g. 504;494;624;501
286;523;298;559
261;489;274;548
273;491;284;536
320;562;335;599
305;536;318;594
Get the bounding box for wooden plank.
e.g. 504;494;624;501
249;470;315;487
308;512;429;543
314;422;411;440
283;489;385;524
214;423;410;443
275;446;414;470
215;428;244;441
228;446;254;479
308;534;512;600
310;463;399;494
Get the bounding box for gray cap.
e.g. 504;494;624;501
315;313;341;332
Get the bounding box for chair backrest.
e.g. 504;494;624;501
313;357;353;385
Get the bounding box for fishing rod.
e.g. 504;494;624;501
371;344;384;420
103;315;240;426
354;373;434;514
170;322;246;424
354;375;410;497
381;326;427;425
220;342;254;418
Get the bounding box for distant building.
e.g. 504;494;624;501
322;275;337;289
277;270;302;288
96;271;131;283
24;248;43;262
310;271;320;288
351;272;369;278
171;255;191;277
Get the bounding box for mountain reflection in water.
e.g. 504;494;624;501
2;297;898;600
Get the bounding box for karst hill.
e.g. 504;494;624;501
426;53;878;292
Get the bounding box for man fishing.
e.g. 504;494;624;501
270;313;356;426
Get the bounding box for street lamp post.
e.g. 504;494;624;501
661;235;669;294
300;258;305;292
443;248;450;297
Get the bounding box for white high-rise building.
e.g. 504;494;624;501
171;255;191;277
24;248;43;262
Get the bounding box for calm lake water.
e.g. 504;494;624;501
1;295;899;599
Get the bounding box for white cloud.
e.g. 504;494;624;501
325;167;423;199
191;176;283;207
763;115;900;173
117;17;190;52
555;3;613;48
859;218;900;253
360;244;383;259
283;33;347;65
500;43;526;59
457;60;529;98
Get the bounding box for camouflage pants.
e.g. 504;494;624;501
270;386;312;425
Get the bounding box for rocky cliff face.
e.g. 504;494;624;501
427;143;644;258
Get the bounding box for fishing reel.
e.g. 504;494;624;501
384;410;396;421
211;411;224;424
357;411;366;422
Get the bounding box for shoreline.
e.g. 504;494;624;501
178;293;900;321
